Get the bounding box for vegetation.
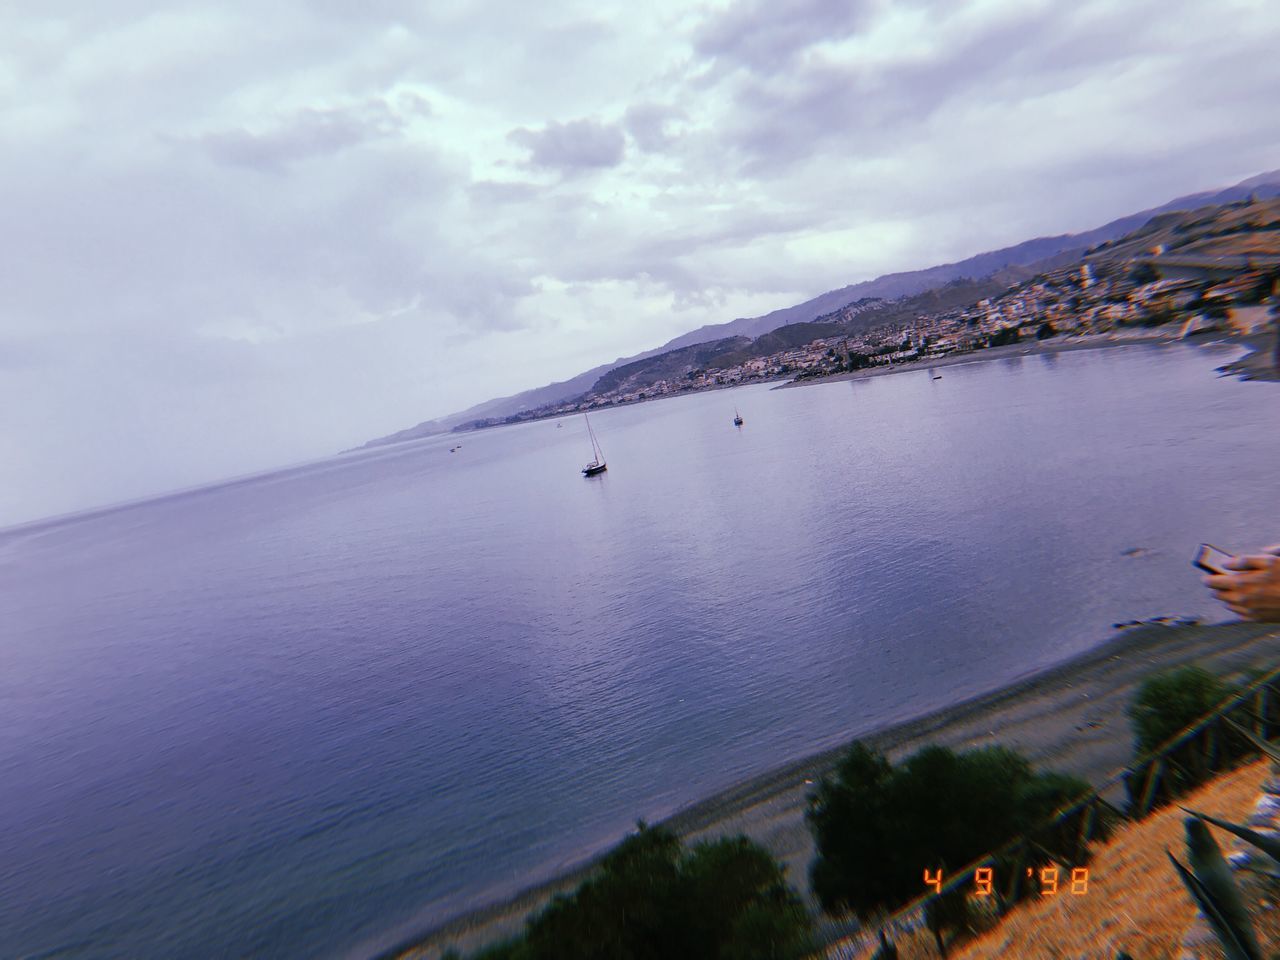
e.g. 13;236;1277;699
805;742;1089;951
985;326;1020;347
945;759;1269;960
456;667;1278;960
1170;810;1271;960
1127;665;1234;756
456;823;811;960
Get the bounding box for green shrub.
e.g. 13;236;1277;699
805;742;1090;927
464;941;528;960
1128;665;1233;756
469;823;810;960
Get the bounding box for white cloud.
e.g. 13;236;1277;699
0;0;1278;524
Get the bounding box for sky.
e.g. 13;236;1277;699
2;0;1278;526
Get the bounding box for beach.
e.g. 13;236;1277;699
392;620;1280;960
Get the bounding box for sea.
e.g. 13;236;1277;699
2;341;1278;959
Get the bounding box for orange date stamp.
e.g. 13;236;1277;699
924;866;1090;896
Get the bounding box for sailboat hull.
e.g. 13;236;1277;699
582;463;607;476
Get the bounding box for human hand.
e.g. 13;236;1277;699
1204;552;1280;622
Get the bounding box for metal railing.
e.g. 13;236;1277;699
812;654;1280;959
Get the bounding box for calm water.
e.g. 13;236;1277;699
2;343;1278;959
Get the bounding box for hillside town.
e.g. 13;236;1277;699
460;199;1280;430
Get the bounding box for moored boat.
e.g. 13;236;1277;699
581;414;607;476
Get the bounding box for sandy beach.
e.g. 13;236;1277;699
390;620;1280;960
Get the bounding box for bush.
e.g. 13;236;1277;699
806;742;1090;928
466;824;811;960
1128;665;1233;756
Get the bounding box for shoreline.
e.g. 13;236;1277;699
358;327;1273;456
775;329;1237;391
387;619;1280;960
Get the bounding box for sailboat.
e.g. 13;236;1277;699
581;414;607;476
930;369;942;380
733;408;744;426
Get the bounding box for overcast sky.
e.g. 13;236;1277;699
2;0;1278;525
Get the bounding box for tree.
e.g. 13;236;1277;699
681;837;809;960
806;742;1089;947
846;351;872;370
986;326;1020;347
1128;665;1232;756
481;824;810;960
1035;321;1056;340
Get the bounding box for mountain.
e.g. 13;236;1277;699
657;169;1280;348
362;169;1280;447
361;366;609;447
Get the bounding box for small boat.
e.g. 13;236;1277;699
581;414;607;476
930;369;942;380
733;408;744;426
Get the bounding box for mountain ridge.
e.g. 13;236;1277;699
362;169;1280;447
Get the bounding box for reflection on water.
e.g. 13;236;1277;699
1;343;1278;960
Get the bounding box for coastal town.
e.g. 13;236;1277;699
457;197;1280;430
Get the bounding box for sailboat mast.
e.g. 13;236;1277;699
585;414;602;461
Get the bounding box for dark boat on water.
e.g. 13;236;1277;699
581;414;607;476
733;408;744;426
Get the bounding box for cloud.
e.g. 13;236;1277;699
693;0;882;74
508;118;626;171
623;103;685;152
696;0;1276;177
190;98;418;172
2;0;1280;524
468;179;541;206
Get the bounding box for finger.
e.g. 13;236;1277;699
1224;555;1272;571
1227;604;1255;620
1204;574;1242;589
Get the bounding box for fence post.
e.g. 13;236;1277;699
1005;842;1026;905
1076;799;1096;863
1137;758;1164;818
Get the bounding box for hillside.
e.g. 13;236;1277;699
1086;195;1280;263
580;270;1035;400
362;170;1280;448
587;336;752;397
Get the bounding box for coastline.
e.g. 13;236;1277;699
1218;329;1280;381
359;327;1273;453
388;619;1280;960
775;329;1224;391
